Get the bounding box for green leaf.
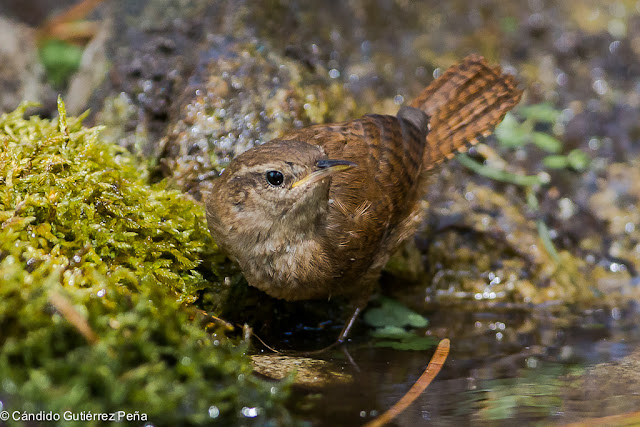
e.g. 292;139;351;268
374;336;437;351
519;103;560;123
39;39;84;88
532;132;563;153
567;149;590;171
458;154;544;187
542;155;569;169
363;297;428;328
495;113;529;148
370;325;414;339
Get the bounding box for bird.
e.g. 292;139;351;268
205;54;523;343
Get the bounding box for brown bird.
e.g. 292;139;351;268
206;54;523;343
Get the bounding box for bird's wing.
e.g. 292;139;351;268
279;113;428;287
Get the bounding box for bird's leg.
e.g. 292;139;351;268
332;290;371;345
337;290;372;342
337;305;364;344
296;298;369;356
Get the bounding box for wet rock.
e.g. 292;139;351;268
413;171;597;307
91;0;215;157
161;35;361;200
563;349;640;419
252;355;352;387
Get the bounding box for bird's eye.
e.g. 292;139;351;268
265;170;284;186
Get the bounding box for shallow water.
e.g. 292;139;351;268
277;304;640;425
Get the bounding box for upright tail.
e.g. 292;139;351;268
409;54;523;171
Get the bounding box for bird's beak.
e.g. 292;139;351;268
291;159;357;189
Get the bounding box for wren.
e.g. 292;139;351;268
206;55;523;343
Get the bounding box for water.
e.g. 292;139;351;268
281;306;640;425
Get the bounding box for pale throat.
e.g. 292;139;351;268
240;187;332;295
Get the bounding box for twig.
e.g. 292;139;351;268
196;309;280;353
37;0;107;43
48;290;98;344
250;330;280;353
196;309;235;331
364;338;450;427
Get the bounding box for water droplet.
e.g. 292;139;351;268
209;406;220;418
592;79;609;95
556;72;568;86
526;357;538;368
608;19;626;38
241;407;259;418
609;40;622;53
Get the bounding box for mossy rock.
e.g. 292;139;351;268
0;100;292;425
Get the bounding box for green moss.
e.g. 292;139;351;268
0;100;292;425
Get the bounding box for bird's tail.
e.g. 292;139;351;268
409;54;523;171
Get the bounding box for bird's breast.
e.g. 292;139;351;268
239;231;334;300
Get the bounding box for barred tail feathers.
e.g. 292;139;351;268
409;54;523;170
